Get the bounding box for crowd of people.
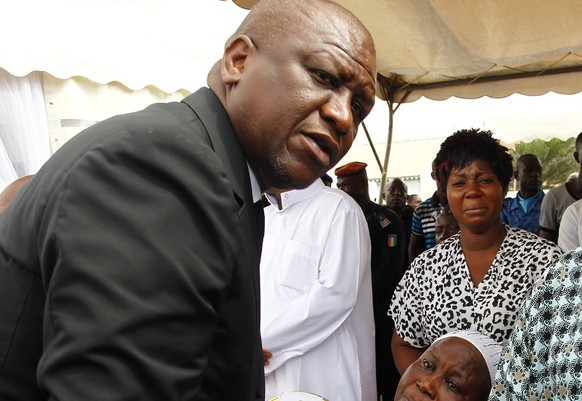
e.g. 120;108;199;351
1;1;581;401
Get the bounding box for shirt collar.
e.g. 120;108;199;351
265;179;325;210
516;189;543;212
247;163;262;203
517;189;543;201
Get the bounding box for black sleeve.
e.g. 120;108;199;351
37;128;243;401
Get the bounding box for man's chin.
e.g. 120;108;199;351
288;174;320;190
286;164;327;190
261;170;320;193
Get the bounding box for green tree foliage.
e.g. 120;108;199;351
510;137;578;189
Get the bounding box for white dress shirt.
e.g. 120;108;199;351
261;179;376;401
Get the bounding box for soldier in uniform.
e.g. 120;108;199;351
383;178;415;271
335;161;406;401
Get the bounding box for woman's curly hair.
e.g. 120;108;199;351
434;128;513;193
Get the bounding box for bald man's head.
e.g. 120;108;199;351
208;0;377;192
231;0;374;53
0;175;33;215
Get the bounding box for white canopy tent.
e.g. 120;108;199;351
3;0;581;99
332;0;582;195
0;0;248;188
1;0;582;191
336;0;582;102
0;0;248;94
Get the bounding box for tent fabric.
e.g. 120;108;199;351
0;0;249;94
383;71;582;103
334;0;582;102
2;0;582;194
2;0;582;102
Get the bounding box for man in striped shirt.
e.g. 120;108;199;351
408;160;446;263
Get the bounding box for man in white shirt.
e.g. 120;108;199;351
558;198;582;251
261;178;376;401
540;132;582;243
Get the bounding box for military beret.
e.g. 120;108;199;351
334;161;368;177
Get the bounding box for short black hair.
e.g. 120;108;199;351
321;173;333;185
435;128;513;193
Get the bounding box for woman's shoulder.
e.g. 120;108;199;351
505;225;554;244
504;225;563;254
409;235;462;272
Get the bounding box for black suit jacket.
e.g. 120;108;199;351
0;88;264;401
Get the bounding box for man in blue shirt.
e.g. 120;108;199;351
501;154;544;234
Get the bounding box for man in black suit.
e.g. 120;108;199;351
0;1;377;400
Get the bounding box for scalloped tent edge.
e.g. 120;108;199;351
2;0;582;197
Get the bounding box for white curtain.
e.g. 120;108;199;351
0;69;51;190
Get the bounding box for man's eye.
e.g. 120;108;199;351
351;102;364;122
447;380;460;393
421;359;433;370
314;70;337;87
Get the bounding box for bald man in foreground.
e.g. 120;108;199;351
0;175;33;214
0;1;377;400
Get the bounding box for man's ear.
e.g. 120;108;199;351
575;151;580;164
513;170;519;181
221;35;254;85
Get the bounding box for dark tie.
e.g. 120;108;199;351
254;200;265;254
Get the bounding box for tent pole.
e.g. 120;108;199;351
378;99;394;205
362;121;385;204
362;121;384;179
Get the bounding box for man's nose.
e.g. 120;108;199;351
321;91;354;138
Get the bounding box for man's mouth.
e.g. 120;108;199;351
301;132;338;167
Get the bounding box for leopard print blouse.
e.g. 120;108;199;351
389;225;563;346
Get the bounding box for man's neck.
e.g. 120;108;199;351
358;198;372;211
566;176;582;200
518;188;539;199
358;198;373;214
395;204;404;213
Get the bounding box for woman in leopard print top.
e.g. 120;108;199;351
389;129;563;375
